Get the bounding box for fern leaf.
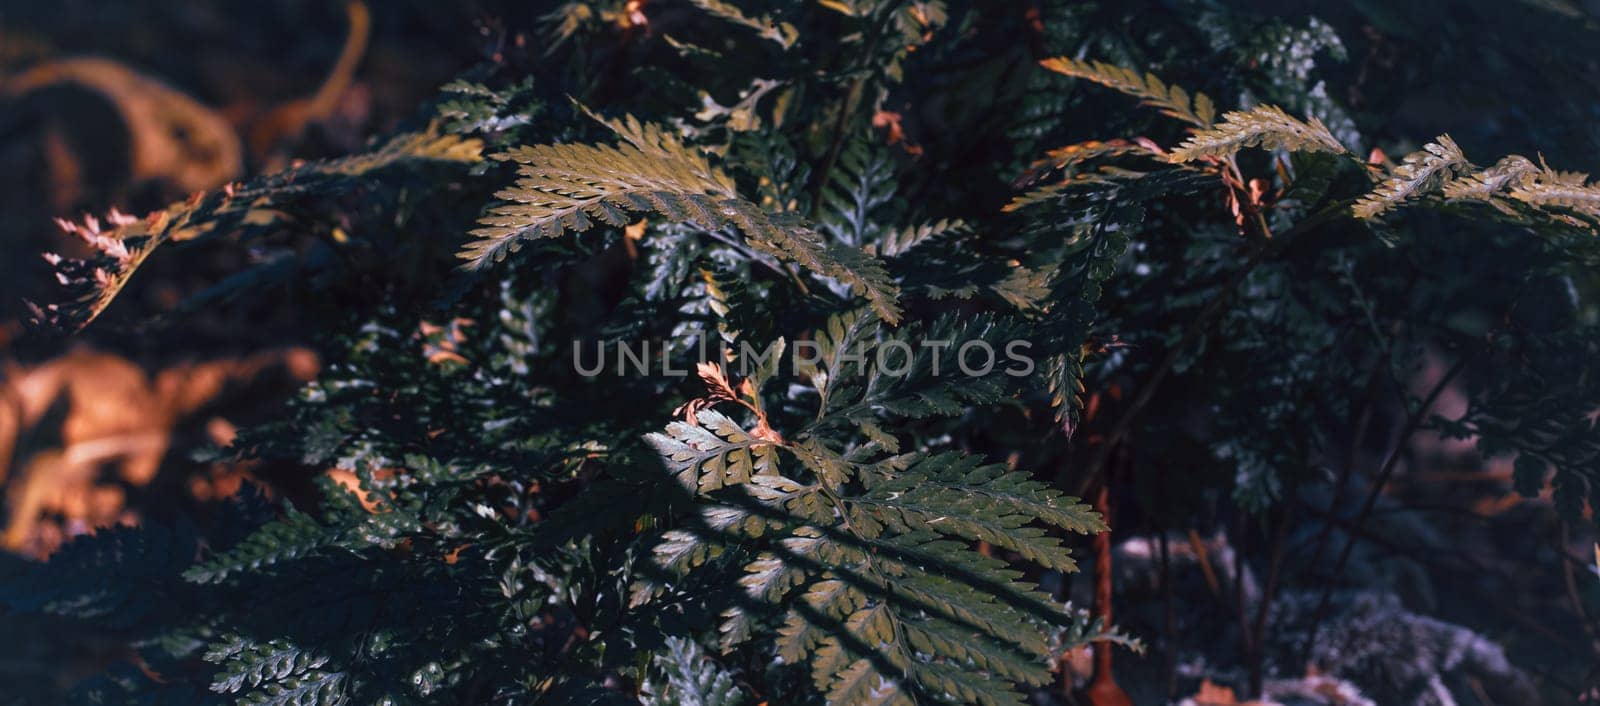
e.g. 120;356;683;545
851;454;1096;571
1352;135;1469;219
237;671;346;706
644;403;1113;706
0;523;197;625
1042;138;1161;170
183;509;333;584
1038;57;1215;126
826;659;907;705
38;128;481;331
1169;104;1346;162
207;639;330;694
640;636;750;706
466;116;901;323
819;139;897;247
1507;164;1600;219
645;409;780;493
1441;154;1540;203
868;219;965;257
689;0;797;48
912;453;1106;533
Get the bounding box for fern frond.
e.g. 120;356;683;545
641;636;750;706
1506;163;1600;219
1363;141;1600;227
238;672;346;706
1048;603;1142;654
183;509;333;584
868;219;965;257
1038;57;1215;126
37;128;481;331
689;0;797;49
642;402;1111;705
0;523;197;625
819;139;897;247
1042;138;1160;170
850;454;1100;571
646;409;781;493
1352;135;1469;219
1440;154;1540;203
1169;104;1346;162
466;116;902;322
797;312;1021;441
207;639;331;694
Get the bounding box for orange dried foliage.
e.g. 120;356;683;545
420;317;474;367
0;347;318;556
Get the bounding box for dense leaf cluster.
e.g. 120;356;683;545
3;1;1598;705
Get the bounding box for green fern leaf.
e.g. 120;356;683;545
645;409;780;493
640;636;750;706
183;509;333;584
643;403;1115;706
207;639;331;694
236;671;347;706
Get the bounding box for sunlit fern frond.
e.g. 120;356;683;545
1440;155;1540;202
1038;57;1215;127
1352;135;1469;219
638;403;1126;706
1041;138;1161;170
1369;145;1600;227
1506;163;1600;220
1168;105;1346;162
689;0;797;49
466;113;902;322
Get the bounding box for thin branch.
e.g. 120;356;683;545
1248;492;1296;697
1298;355;1468;662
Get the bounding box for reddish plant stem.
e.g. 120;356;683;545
1084;483;1132;706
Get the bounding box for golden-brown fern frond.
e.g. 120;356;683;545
1168;105;1346;162
465;114;902;323
1041;138;1161;170
1506;162;1600;219
1440;155;1539;203
1038;57;1215;127
1352;135;1469;219
1362;143;1600;228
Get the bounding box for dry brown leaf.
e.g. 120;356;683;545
0;348;317;555
5;57;242;193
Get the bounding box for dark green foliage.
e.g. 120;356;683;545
5;1;1599;705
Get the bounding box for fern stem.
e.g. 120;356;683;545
700;227;813;295
806;0;900;217
810;79;866;220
